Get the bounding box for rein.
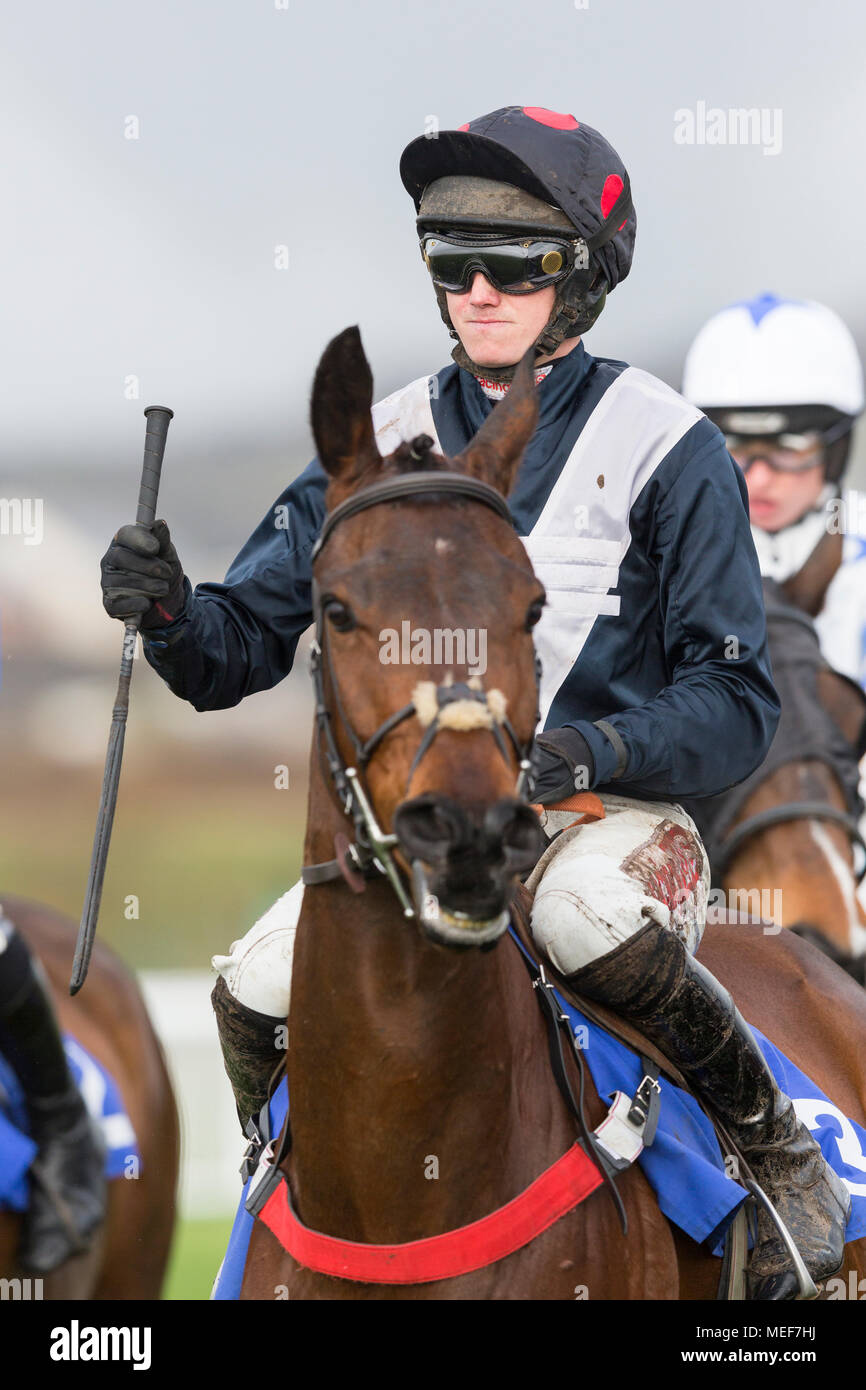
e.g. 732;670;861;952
715;801;866;883
302;465;538;918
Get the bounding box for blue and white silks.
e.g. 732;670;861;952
0;1035;140;1210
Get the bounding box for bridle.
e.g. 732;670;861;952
301;462;540;925
712;597;866;884
715;803;866;884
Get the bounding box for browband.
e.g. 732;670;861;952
312;470;515;560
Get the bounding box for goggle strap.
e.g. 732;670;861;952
729;417;855;453
420;170;631;264
585;172;632;254
820;416;855;447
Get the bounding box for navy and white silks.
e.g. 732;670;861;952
142;340;780;808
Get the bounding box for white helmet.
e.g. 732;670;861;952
683;293;864;415
682;293;864;481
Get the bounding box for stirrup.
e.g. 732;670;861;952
745;1180;819;1299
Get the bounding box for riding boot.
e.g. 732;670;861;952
0;922;106;1274
211;975;285;1132
565;922;850;1301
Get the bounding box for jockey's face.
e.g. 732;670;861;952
446;274;576;368
741;456;826;533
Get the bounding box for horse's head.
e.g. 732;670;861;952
309;325;547;947
711;579;866;966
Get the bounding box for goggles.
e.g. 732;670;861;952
726;418;852;475
420;231;588;296
722;411;856;472
727;434;825;475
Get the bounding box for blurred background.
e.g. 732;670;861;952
2;0;865;1298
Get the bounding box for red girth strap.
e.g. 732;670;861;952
257;1140;603;1284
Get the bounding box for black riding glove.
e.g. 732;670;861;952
100;519;187;629
531;727;596;804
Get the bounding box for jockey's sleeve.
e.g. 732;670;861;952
140;458;327;709
563;428;781;799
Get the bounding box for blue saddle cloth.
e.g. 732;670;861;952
0;1035;140;1211
212;938;866;1299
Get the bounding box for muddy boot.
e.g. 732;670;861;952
0;921;106;1274
19;1083;107;1274
565;922;850;1301
211;975;285;1131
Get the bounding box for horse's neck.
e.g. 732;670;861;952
285;765;562;1240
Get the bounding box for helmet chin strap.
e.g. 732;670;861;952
450;337;536;384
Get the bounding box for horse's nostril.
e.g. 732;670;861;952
394;795;469;865
395;795;545;877
485;800;546;874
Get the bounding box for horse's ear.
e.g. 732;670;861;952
452;347;539;496
310;326;381;485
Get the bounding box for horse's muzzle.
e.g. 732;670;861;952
393;793;545;947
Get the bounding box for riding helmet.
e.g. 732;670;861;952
400;106;636;380
682;294;865;483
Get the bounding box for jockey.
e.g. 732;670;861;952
682;293;866;689
100;106;849;1299
0;908;106;1271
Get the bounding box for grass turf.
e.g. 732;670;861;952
162;1215;236;1300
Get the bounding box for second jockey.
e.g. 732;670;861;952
100;107;849;1299
682;292;866;690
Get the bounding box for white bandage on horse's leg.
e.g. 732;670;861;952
529;799;709;976
211;879;304;1016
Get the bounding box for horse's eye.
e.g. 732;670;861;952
525;597;545;631
325;599;356;632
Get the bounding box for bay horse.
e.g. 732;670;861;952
240;327;866;1299
0;895;179;1298
694;536;866;982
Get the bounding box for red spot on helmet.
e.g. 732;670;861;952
458;122;470;131
600;174;623;220
522;107;579;130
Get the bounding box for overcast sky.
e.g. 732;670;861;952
2;0;865;474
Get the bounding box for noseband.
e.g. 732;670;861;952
302;463;539;922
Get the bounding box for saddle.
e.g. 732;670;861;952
508;884;782;1300
509;885;775;1096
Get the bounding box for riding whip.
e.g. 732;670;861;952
70;406;174;994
